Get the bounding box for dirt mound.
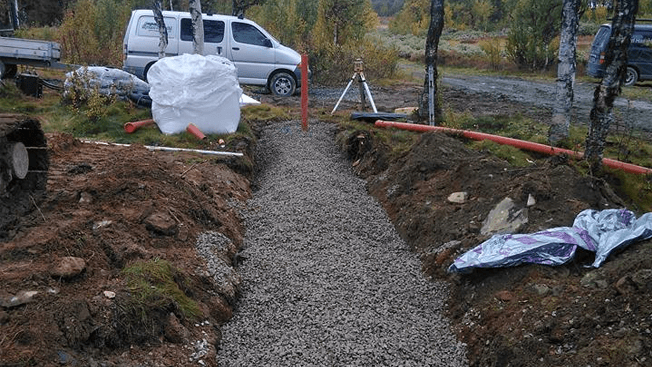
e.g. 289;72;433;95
0;133;251;366
342;127;651;366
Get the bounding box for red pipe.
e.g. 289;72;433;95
374;120;652;175
186;123;206;140
301;54;309;132
124;119;154;134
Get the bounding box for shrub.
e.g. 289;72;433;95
58;0;131;66
311;37;399;85
505;0;562;71
479;38;503;70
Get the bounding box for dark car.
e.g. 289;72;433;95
586;23;652;86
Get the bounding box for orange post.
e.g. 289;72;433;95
186;123;206;140
124;119;155;134
301;54;309;131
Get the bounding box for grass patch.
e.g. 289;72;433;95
122;258;201;321
338;119;420;160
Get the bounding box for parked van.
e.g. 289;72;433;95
123;10;304;96
587;23;652;86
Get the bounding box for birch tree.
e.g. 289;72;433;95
548;0;581;144
152;0;168;59
189;0;204;54
418;0;444;122
585;0;638;172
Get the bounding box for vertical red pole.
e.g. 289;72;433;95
301;54;309;131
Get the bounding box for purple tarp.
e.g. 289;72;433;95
449;209;652;273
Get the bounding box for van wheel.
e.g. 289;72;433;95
624;67;638;86
143;63;155;83
270;72;296;96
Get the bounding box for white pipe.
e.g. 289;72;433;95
81;140;244;157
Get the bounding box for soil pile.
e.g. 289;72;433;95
343;126;651;366
0;134;251;366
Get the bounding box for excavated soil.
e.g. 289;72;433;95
1;134;251;366
1;78;652;366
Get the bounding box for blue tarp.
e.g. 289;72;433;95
449;209;652;273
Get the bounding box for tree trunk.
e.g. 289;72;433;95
152;0;168;59
419;0;444;123
189;0;204;55
585;0;638;173
548;0;581;144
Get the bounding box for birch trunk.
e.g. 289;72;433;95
419;0;444;123
585;0;638;173
152;0;168;59
189;0;204;55
548;0;581;144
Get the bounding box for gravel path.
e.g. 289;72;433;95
216;121;468;366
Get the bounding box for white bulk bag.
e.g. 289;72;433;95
148;54;242;135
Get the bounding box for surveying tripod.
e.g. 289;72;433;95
331;59;377;114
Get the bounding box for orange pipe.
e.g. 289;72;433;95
124;119;154;133
186;123;206;140
374;120;652;175
301;54;309;131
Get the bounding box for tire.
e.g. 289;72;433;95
143;62;156;83
624;66;638;86
269;72;296;96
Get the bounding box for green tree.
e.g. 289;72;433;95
247;0;315;47
313;0;377;47
59;0;132;66
389;0;429;35
505;0;563;70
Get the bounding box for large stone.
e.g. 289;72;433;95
1;290;39;308
144;212;178;236
51;257;86;279
447;192;469;204
481;197;528;236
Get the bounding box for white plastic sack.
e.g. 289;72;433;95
148;54;242;135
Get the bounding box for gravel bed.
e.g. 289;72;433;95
216;121;468;366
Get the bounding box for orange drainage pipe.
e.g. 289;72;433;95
186;123;206;140
374;120;652;175
124;119;155;133
301;54;309;131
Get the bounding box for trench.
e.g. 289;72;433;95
216;120;468;366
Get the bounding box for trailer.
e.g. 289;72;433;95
0;36;63;78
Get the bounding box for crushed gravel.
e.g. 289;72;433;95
216;121;468;366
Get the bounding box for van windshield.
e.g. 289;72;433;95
593;26;612;50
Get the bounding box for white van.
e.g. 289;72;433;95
123;10;304;96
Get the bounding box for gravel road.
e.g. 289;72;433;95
216;121;468;366
442;74;652;131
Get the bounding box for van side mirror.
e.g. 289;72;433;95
263;39;272;48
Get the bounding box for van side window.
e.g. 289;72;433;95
232;22;268;46
180;19;225;43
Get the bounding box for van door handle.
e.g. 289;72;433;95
217;46;222;55
232;47;240;51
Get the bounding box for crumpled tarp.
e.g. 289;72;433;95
448;209;652;273
64;66;151;107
